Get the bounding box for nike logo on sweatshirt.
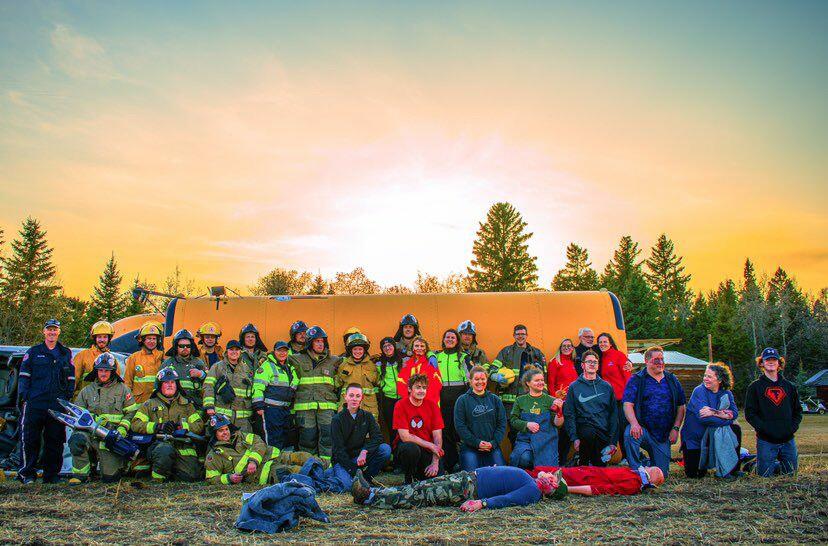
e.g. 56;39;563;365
578;393;604;403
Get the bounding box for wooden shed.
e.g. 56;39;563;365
629;350;709;398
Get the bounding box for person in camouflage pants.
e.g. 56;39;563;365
368;471;478;509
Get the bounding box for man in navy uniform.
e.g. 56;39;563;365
17;318;75;483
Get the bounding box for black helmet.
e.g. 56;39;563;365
239;323;268;352
393;314;421;343
305;325;329;352
400;314;418;327
458;320;478;343
153;366;181;397
289;320;308;337
84;352;122;383
209;413;232;430
165;328;201;357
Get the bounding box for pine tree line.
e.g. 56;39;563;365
0;206;825;402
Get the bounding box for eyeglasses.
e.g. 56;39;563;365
584;359;599;365
650;358;665;364
177;344;192;350
514;332;527;337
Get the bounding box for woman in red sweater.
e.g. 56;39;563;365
547;338;578;464
547;338;578;397
597;332;633;459
396;336;442;405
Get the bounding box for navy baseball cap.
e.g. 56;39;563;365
44;318;61;328
761;347;780;361
274;341;289;351
225;340;242;350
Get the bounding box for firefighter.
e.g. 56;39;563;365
457;320;489;367
204;414;318;485
68;352;140;483
239;323;268;369
73;320;115;397
196;321;224;369
253;341;298;449
163;329;207;409
131;368;205;482
338;333;380;420
340;326;362;357
288;320;308;355
393;314;421;357
289;326;341;461
203;339;255;433
124;321;165;404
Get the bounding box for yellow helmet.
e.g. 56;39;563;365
197;321;222;338
90;320;115;338
342;326;361;345
497;367;516;386
136;320;164;340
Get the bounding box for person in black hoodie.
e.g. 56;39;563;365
331;384;391;483
745;347;802;477
454;366;507;471
562;350;618;466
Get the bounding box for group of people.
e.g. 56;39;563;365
15;314;802;512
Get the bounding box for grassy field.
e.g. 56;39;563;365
1;415;826;545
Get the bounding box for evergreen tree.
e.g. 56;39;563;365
0;217;62;343
645;234;692;337
600;236;658;339
88;252;127;322
307;273;328;295
59;295;90;347
765;267;810;377
467;202;538;292
710;280;754;398
685;293;713;359
738;258;766;358
551;243;599;291
123;275;156;316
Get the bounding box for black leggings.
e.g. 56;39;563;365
682;424;742;478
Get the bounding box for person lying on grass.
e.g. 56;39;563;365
351;465;567;511
528;465;664;496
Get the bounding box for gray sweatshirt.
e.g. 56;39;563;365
562;375;618;443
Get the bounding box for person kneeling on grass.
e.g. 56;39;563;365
205;414;320;485
529;465;664;496
351;465;568;510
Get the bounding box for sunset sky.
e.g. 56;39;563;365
1;2;826;298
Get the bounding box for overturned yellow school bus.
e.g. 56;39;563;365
111;291;626;358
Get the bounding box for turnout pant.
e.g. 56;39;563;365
147;441;201;481
296;409;334;461
19;403;66;482
369;470;478;509
68;432;125;481
262;406;293;449
576;424;610;467
394;441;441;484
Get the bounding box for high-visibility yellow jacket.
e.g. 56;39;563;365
289;350;341;412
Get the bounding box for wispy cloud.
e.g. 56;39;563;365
49;24;119;80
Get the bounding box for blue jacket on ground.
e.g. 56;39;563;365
235;480;330;534
681;384;738;450
475;466;542;509
17;342;74;409
284;457;352;493
454;389;507;449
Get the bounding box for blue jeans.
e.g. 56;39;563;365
336;443;392;481
459;445;505;471
624;425;672;476
756;438;798;477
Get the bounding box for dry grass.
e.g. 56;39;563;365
1;417;826;545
